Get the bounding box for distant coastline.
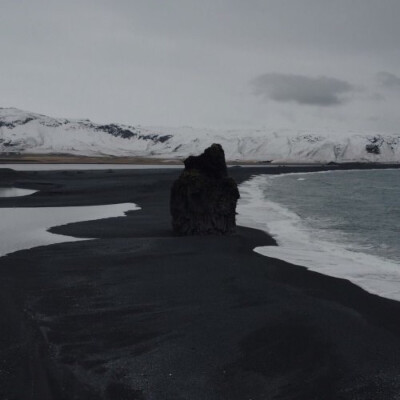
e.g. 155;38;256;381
1;153;400;167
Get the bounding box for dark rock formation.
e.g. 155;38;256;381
366;143;381;154
95;124;172;142
366;136;383;155
170;144;240;235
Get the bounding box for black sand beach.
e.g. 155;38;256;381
1;165;400;399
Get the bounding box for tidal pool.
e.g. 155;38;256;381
0;187;37;197
0;202;139;257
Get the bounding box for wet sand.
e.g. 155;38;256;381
1;165;400;399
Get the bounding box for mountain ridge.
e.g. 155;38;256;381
0;108;399;163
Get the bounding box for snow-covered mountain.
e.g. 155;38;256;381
1;107;399;163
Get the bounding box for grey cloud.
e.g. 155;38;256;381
376;72;400;88
370;92;386;101
2;0;400;130
251;73;355;106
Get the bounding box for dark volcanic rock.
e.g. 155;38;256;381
170;144;240;235
366;143;381;154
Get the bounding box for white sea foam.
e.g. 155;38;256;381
237;174;400;302
0;203;139;257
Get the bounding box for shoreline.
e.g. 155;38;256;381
238;171;400;302
1;166;400;398
1;153;400;166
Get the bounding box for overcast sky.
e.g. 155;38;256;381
1;0;400;131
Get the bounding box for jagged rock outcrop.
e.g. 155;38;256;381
170;144;240;235
366;143;381;154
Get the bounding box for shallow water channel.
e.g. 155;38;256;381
0;187;37;197
0;201;139;257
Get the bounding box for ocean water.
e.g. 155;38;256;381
237;170;400;301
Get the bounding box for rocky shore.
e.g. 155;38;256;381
1;165;400;399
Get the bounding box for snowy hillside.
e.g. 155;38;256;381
1;108;400;163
